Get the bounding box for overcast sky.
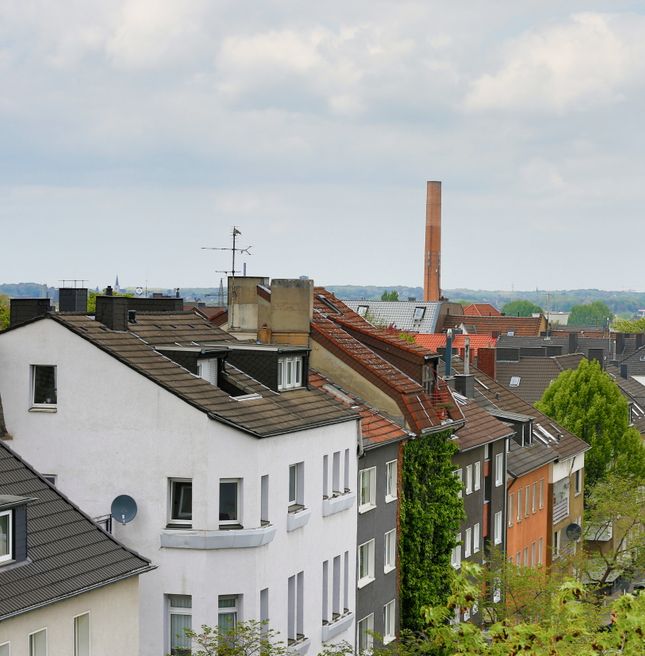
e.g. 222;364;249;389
1;1;644;292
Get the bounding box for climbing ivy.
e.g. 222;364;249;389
399;429;464;631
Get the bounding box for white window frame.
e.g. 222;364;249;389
278;356;303;391
0;510;12;564
384;529;396;573
0;643;10;656
451;534;461;569
28;628;47;656
288;462;304;510
494;511;502;545
219;478;241;527
30;364;57;409
359;467;376;513
383;600;396;644
357;614;374;653
454;468;463;499
539;479;544;509
507;493;514;527
218;595;240;633
73;612;90;656
516;488;522;523
495;453;503;487
532;482;537;513
358;539;375;587
385;460;397;502
168;478;192;526
538;538;543;565
473;460;481;491
473;523;480;553
524;485;530;517
167;594;192;656
464;527;472;558
574;469;582;496
465;464;473;495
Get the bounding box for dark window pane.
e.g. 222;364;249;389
33;366;56;404
172;482;192;520
289;466;297;503
219;482;238;521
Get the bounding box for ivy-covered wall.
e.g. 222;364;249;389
399;429;464;631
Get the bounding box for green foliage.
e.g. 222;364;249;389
0;294;9;330
568;301;614;327
87;289;133;313
612;317;645;333
501;299;543;317
399;430;464;631
381;290;400;301
535;359;645;488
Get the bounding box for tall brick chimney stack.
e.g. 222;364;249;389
424;180;442;302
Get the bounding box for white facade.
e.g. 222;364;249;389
0;319;359;656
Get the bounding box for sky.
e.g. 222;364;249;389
1;0;644;292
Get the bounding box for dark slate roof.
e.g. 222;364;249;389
47;313;358;438
507;439;557;478
617;345;645;375
453;401;515;453
442;315;545;337
0;441;153;621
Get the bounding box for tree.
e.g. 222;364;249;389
535;358;645;489
501;300;543;317
612;317;645;333
87;289;132;313
568;301;614;327
381;290;399;301
0;294;9;330
399;431;464;631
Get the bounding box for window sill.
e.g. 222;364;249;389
160;525;276;549
358;503;376;515
28;406;57;413
288;637;310;655
384;565;396;574
357;576;375;589
322;492;355;517
385;495;397;504
287;507;311;532
166;523;193;530
321;611;353;642
383;635;396;645
288;503;305;514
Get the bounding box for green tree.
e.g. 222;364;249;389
501;300;543;317
381;290;399;301
0;294;9;330
87;289;133;313
568;301;614;327
535;359;645;488
612;317;645;333
399;430;464;631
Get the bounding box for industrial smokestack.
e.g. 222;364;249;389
424;181;442;302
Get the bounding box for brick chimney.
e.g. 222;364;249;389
423;181;442;302
477;347;496;380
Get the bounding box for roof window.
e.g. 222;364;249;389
509;376;521;387
507;331;515;336
357;305;369;317
413;307;426;321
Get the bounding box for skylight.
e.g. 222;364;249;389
413;307;426;321
357;305;369;317
509;376;521;387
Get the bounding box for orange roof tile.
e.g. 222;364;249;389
463;303;501;317
414;333;497;355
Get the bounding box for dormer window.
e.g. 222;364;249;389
0;509;12;564
198;358;218;385
278;356;303;391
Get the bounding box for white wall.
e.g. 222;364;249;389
0;577;139;656
550;453;585;484
0;319;358;656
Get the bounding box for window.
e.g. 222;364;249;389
575;469;582;495
474;461;481;491
532;482;537;513
385;460;397;501
43;474;57;486
74;613;90;656
278;356;303;391
359;467;376;512
507;493;514;527
218;595;239;633
288;462;304;510
322;560;329;622
495;453;503;487
198;358;218;385
516;488;522;523
31;365;57;407
509;376;521;387
454;468;463;499
344;449;350;492
357;305;369;317
169;479;192;526
168;595;191;656
358;539;375;587
357;614;374;653
343;551;350;612
384;529;396;572
465;464;473;495
332;451;341;494
539;479;544;509
531;542;536;567
29;629;47;656
322;454;329;498
523;547;529;566
0;643;9;656
473;523;480;553
524;485;530;517
332;556;341;617
516;552;521;565
0;510;12;564
484;444;491;460
287;572;304;643
383;600;396;644
553;530;561;558
451;534;461;569
538;538;543;565
464;527;472;558
220;479;241;526
261;475;269;524
413;306;426;321
494;511;502;545
260;588;269;632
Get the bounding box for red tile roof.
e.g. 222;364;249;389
414;333;497;355
463;303;501;317
443;314;545;337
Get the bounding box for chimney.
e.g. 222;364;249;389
620;363;628;379
455;373;475;399
568;332;578;354
423;181;441;302
9;298;51;328
95;296;128;331
615;332;625;356
636;333;644;349
59;288;88;313
588;348;604;369
477;347;496;380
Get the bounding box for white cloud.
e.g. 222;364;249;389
465;13;645;113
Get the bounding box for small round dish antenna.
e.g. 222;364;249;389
111;495;138;525
566;523;582;541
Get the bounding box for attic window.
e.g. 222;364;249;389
507;331;515;336
0;510;12;564
278;356;303;391
509;376;521;388
31;365;57;408
357;305;369;317
413;307;426;321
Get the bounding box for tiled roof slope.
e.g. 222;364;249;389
443;315;544;337
49;313;357;438
415;333;497;355
454;401;514;453
496;354;585;404
0;441;153;620
342;299;443;333
507;440;557;478
309;370;409;449
463;303;501;317
617;345;645;375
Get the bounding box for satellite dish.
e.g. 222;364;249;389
566;523;582;541
135;286;144;296
111;495;138;525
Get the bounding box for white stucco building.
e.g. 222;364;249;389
0;299;359;656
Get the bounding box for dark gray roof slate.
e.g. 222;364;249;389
0;441;153;620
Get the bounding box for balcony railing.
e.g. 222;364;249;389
553;498;569;524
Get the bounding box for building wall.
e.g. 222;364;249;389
0;319;359;656
0;577;140;656
506;463;550;568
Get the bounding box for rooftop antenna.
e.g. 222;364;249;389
218;278;224;306
59;279;87;288
201;227;252;330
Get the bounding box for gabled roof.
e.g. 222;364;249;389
0;440;153;621
463;303;501;317
453;399;514;452
16;313;358;439
342;299;443;333
617;345;645;375
415;333;497;355
308;370;409;449
443;315;545;337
